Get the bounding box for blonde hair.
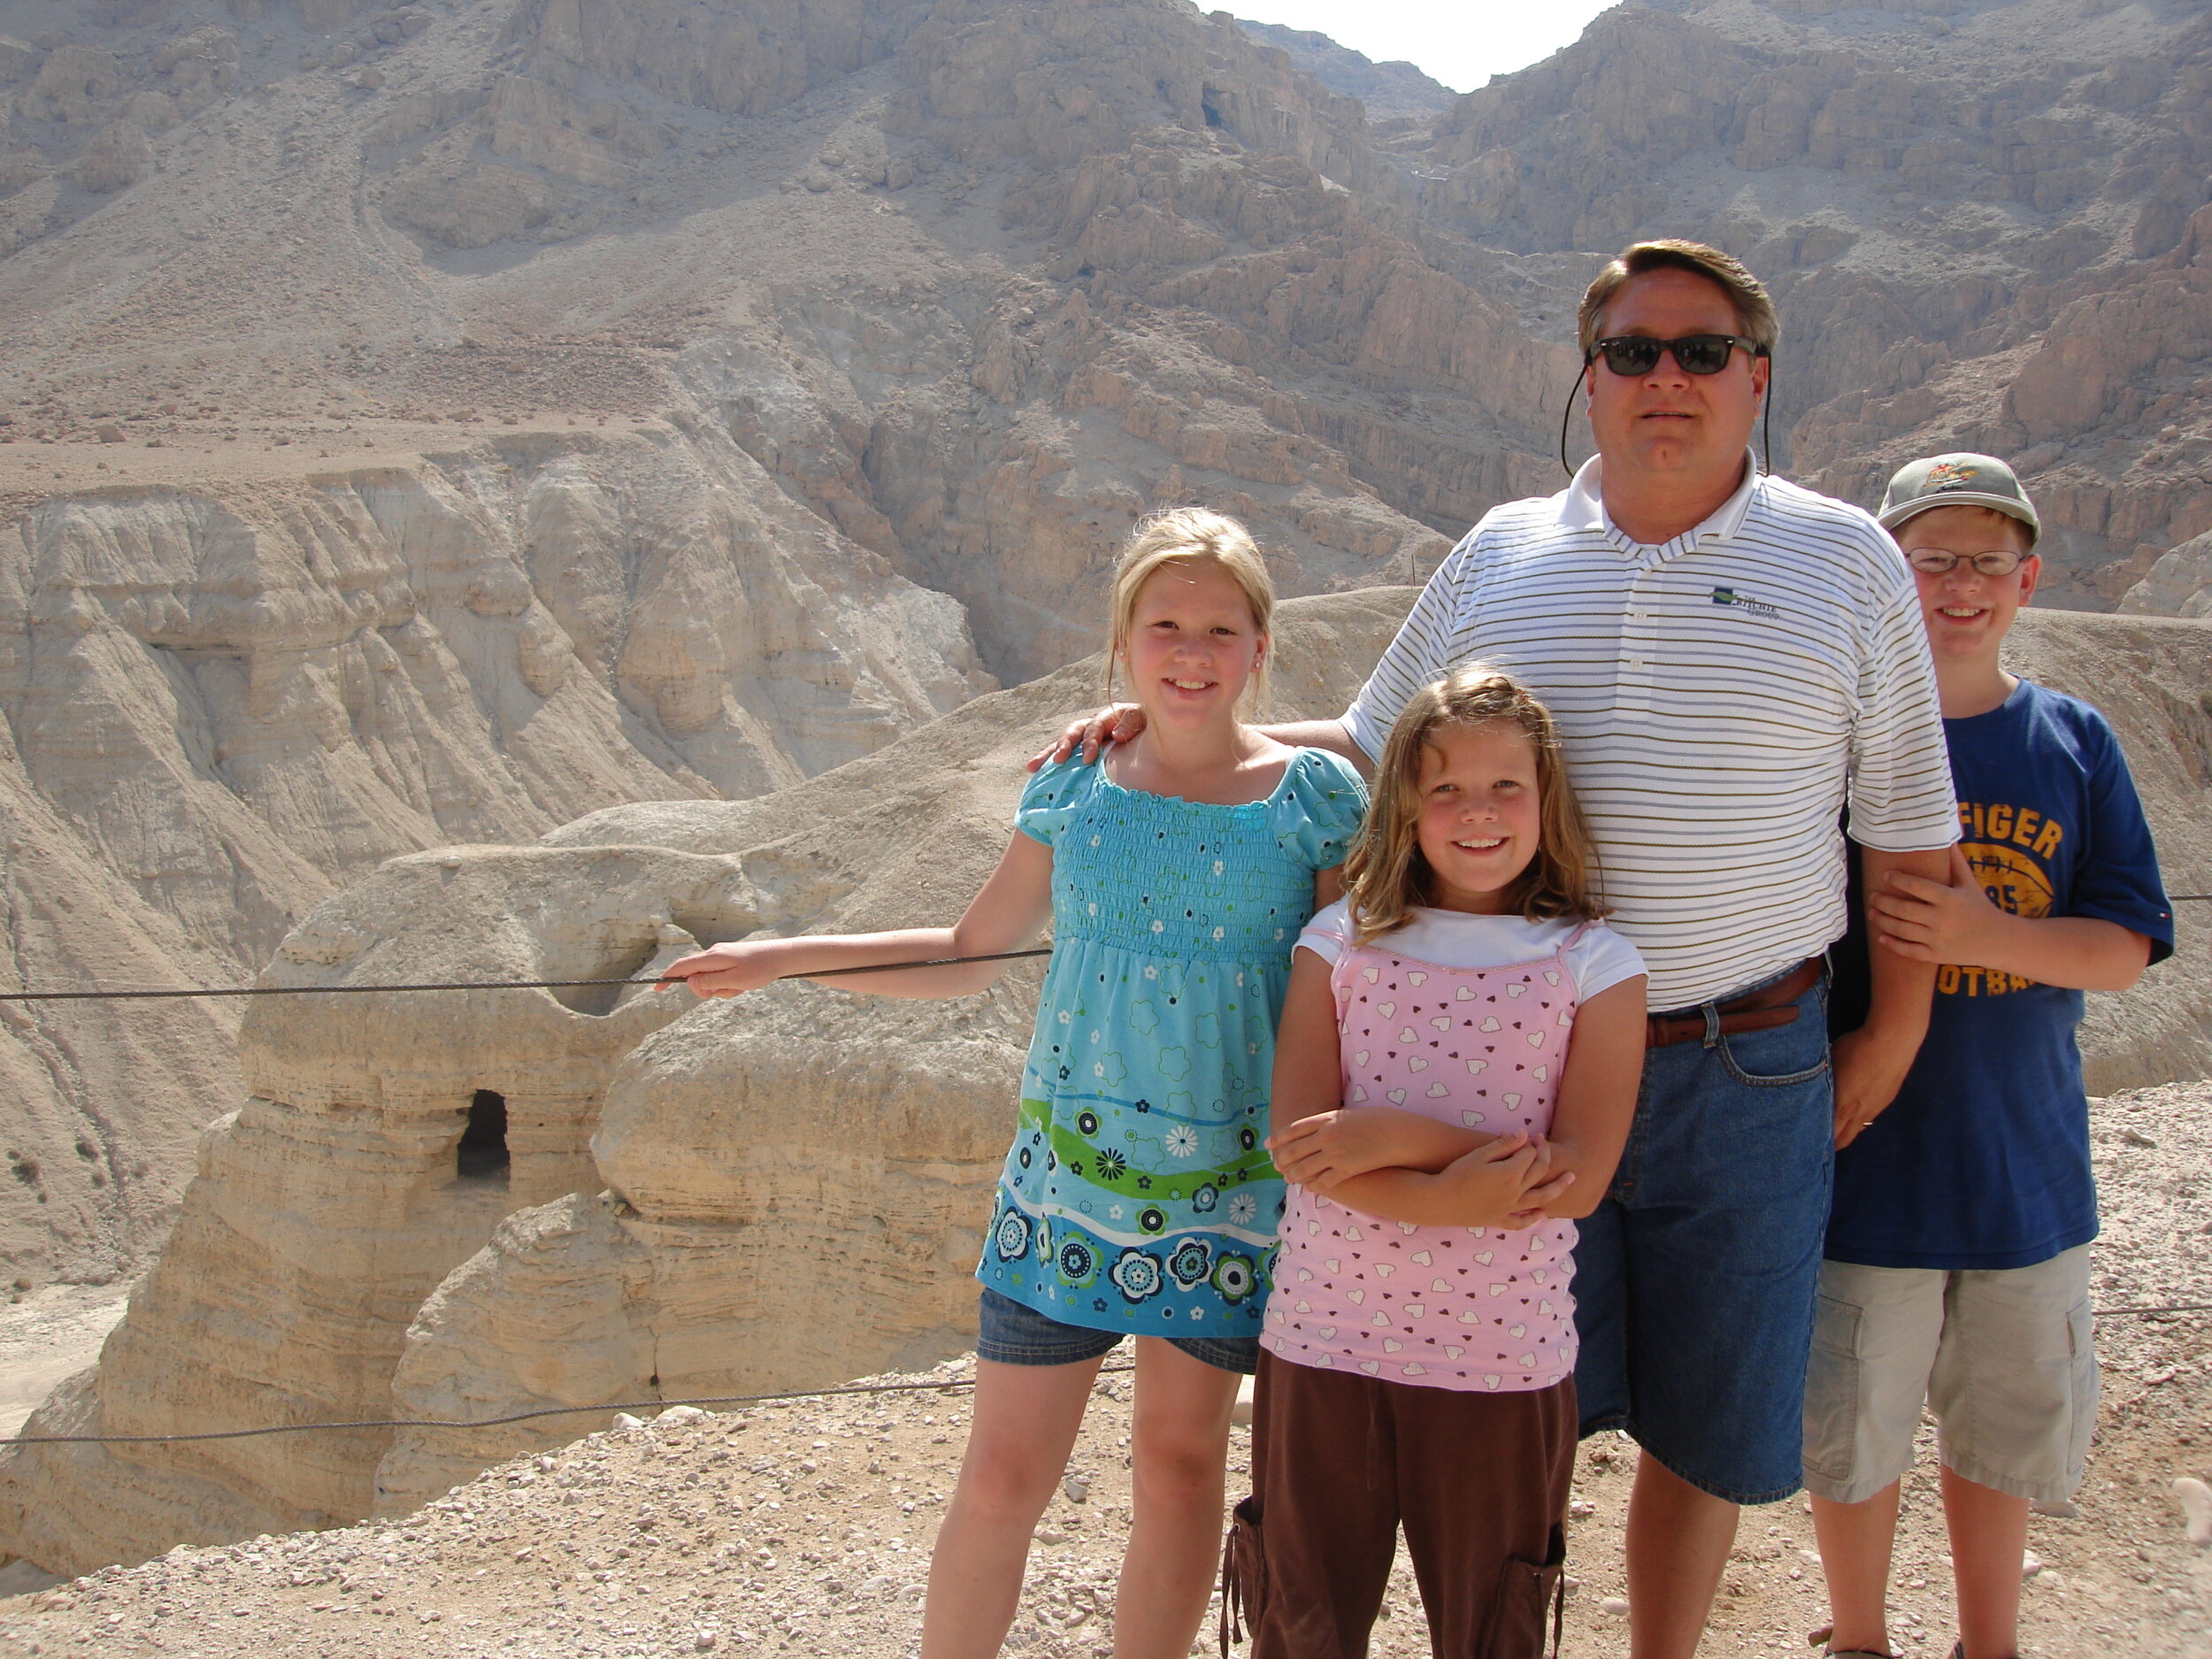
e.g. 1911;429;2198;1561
1105;509;1273;709
1343;665;1605;943
1578;239;1778;360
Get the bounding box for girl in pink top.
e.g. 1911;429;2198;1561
1224;665;1647;1659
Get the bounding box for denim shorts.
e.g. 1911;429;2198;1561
1572;970;1832;1504
977;1288;1260;1375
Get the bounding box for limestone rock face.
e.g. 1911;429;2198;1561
69;121;151;193
0;437;984;1280
2120;530;2212;621
4;593;2208;1570
372;588;1418;1508
1997;612;2212;1094
516;0;929;121
0;841;752;1574
8;454;975;931
1233;21;1456;127
372;1193;657;1511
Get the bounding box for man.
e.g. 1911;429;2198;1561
1048;241;1954;1655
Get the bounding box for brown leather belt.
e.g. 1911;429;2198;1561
1644;957;1822;1050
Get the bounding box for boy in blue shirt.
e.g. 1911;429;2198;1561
1805;454;2174;1659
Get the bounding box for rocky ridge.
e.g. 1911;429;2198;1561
1394;0;2212;611
1232;20;1457;126
2;0;2210;1289
0;588;2203;1579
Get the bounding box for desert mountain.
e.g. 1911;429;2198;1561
0;0;2205;1291
1;583;2203;1578
1232;19;1456;126
1397;0;2212;607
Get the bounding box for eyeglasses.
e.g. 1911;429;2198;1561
1588;334;1767;377
1905;548;2030;577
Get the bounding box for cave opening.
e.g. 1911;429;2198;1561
457;1090;510;1184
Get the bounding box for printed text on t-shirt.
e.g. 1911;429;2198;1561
1947;797;2062;997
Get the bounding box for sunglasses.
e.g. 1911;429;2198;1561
1905;548;2030;577
1588;334;1767;376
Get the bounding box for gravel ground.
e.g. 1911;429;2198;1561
1;1082;2205;1659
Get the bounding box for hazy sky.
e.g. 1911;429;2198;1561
1230;2;1620;92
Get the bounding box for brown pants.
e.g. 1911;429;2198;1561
1224;1352;1575;1659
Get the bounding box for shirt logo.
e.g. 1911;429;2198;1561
1709;586;1781;618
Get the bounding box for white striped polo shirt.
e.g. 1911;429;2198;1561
1343;454;1956;1011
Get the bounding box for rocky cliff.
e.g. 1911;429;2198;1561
1397;0;2212;609
3;0;2208;1289
0;0;2208;1534
2;590;2204;1575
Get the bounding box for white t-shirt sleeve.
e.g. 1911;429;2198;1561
1566;923;1647;1002
1295;897;1356;968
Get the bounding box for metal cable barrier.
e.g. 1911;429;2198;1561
0;922;2200;1450
0;947;1056;1002
0;900;2202;1002
0;1363;1141;1447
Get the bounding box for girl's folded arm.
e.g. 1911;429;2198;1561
1270;1106;1489;1187
1323;1134;1541;1228
1524;975;1646;1220
658;831;1056;1000
1317;1165;1474;1228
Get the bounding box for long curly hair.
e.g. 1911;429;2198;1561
1343;664;1605;943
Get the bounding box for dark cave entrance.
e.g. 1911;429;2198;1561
456;1090;511;1184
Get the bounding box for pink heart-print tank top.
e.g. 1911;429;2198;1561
1259;930;1584;1393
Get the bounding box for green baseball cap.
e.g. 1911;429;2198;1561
1877;452;2040;545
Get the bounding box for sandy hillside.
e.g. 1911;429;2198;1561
1;1079;2202;1659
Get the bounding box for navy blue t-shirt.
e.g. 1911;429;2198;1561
1826;680;2173;1271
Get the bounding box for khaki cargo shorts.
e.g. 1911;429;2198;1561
1801;1245;2096;1507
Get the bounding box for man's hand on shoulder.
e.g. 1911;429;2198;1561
1027;703;1144;772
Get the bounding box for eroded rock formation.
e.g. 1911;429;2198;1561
0;0;2209;1562
1391;0;2212;607
0;434;987;1286
4;594;2205;1571
0;839;754;1570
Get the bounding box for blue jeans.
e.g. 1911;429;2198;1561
1572;972;1832;1504
976;1288;1260;1375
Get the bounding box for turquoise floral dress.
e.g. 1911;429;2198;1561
979;748;1367;1341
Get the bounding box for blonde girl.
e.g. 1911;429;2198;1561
663;510;1364;1659
1226;664;1647;1659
